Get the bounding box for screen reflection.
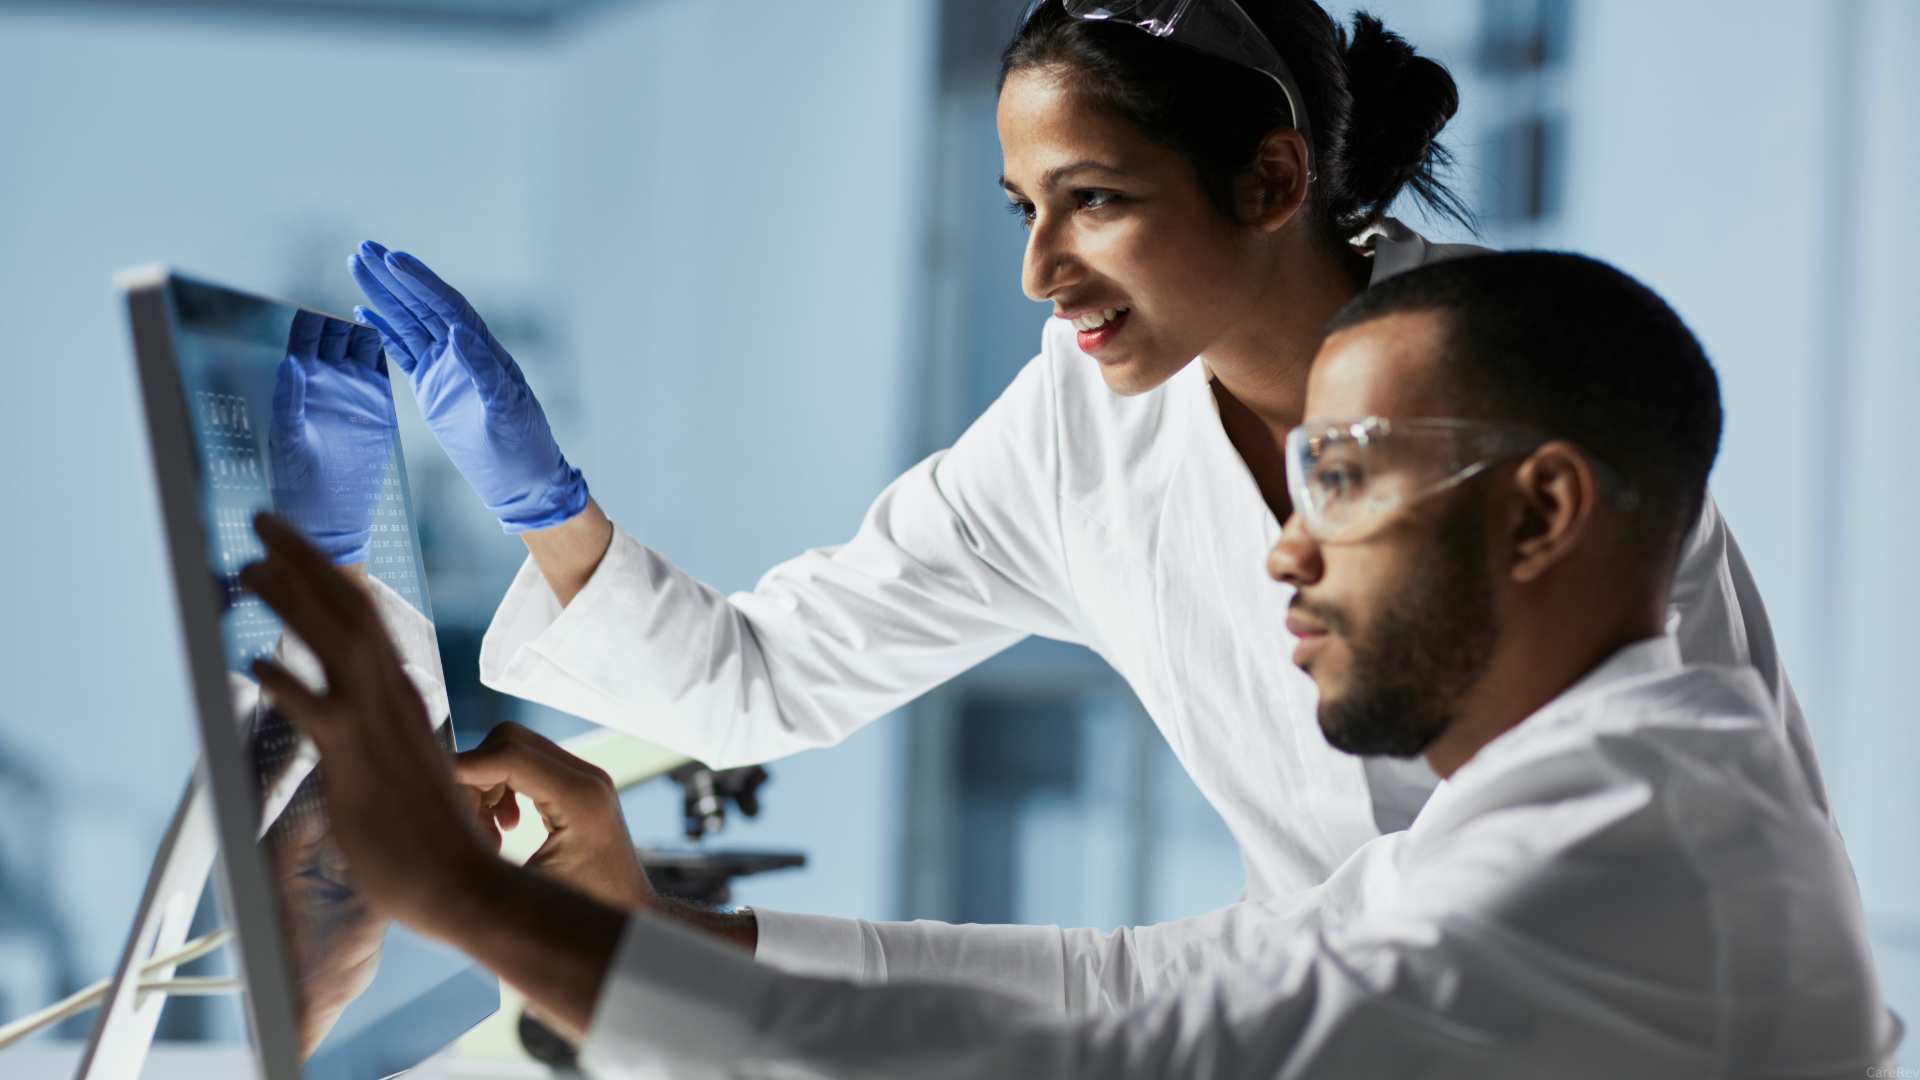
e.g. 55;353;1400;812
168;276;494;1076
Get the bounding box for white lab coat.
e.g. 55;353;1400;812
574;639;1896;1078
478;220;1832;1003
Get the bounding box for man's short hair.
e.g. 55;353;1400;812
1326;250;1723;562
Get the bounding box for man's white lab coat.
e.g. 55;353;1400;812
478;222;1832;1003
573;639;1895;1078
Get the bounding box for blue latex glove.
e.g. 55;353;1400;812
347;241;587;533
268;312;398;565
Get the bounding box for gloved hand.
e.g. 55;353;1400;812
347;241;588;533
268;312;397;565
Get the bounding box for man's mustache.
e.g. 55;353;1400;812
1288;595;1349;636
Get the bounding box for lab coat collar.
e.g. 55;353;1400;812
1543;634;1685;711
1420;635;1684;811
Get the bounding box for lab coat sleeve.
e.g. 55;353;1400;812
478;350;1082;768
1666;494;1830;814
751;897;1325;1016
364;573;453;731
580;897;1511;1079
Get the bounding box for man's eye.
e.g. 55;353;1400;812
1005;200;1036;228
1313;464;1366;500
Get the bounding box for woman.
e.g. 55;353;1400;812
348;0;1820;1009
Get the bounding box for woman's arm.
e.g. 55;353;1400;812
477;349;1084;769
520;497;616;607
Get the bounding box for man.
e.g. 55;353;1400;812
242;252;1896;1076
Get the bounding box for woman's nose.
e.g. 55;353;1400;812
1021;217;1080;302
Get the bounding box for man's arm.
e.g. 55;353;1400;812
450;721;1324;1015
435;860;627;1037
574;893;1510;1080
748;896;1326;1015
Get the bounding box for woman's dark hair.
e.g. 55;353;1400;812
1001;1;1473;242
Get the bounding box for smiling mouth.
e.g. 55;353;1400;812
1072;307;1131;352
1070;306;1129;331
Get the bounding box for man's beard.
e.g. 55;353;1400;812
1311;494;1499;758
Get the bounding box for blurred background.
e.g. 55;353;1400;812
1;0;1916;1064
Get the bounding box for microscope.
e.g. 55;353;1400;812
640;762;805;906
518;762;805;1067
670;761;770;844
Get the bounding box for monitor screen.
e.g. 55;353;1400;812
148;272;496;1077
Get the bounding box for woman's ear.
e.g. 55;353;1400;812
1242;129;1312;231
1508;442;1601;584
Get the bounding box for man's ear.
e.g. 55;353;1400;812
1241;128;1312;231
1507;442;1601;584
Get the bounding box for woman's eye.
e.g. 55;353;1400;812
1005;190;1119;229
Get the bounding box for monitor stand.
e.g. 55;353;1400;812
74;769;224;1080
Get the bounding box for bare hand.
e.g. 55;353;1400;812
456;721;660;913
240;513;493;937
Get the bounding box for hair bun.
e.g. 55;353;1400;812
1339;12;1462;227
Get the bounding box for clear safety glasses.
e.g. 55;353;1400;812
1023;0;1313;155
1284;417;1636;543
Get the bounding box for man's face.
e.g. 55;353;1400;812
1268;311;1502;758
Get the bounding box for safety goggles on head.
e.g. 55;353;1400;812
1023;0;1313;158
1284;417;1637;543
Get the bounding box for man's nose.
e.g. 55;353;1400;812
1268;513;1324;587
1021;215;1080;302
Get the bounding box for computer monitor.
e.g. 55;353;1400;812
118;267;497;1078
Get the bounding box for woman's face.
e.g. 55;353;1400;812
997;65;1272;396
